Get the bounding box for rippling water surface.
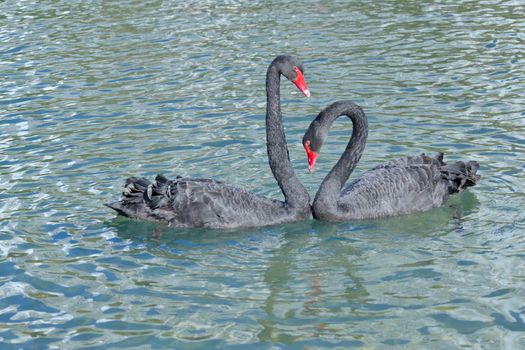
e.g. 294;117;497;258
1;1;524;349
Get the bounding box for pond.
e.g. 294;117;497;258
1;1;524;349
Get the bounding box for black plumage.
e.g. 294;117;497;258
303;101;480;221
106;56;311;228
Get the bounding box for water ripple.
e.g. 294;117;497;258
1;0;524;348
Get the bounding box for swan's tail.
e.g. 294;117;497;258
440;156;480;194
105;175;175;218
105;177;152;217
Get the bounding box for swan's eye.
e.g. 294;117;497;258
292;66;301;78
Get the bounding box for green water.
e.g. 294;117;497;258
1;1;524;349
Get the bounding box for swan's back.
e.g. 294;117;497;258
106;175;307;229
326;153;479;220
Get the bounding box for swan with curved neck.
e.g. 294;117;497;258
107;55;311;228
303;101;480;221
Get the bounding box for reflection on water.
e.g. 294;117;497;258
1;0;524;348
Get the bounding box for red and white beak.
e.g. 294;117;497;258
303;141;318;173
293;67;310;97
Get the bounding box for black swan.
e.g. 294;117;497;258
106;55;311;228
302;101;480;221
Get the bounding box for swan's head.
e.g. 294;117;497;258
303;101;366;174
273;55;310;97
302;119;327;173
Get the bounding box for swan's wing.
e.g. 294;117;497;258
369;152;444;170
107;175;284;228
339;153;478;219
341;160;446;216
153;175;254;227
370;153;479;193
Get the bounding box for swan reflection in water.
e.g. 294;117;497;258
108;191;479;343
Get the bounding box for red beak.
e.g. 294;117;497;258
293;67;310;97
303;142;318;173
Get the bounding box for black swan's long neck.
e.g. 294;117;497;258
265;63;309;209
315;101;368;202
